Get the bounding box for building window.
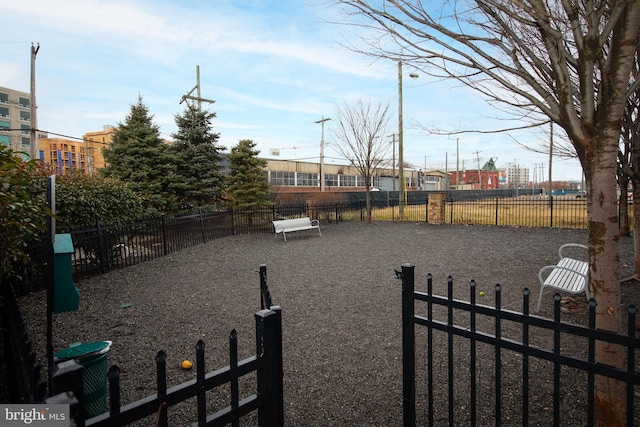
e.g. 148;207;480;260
0;106;9;118
0;93;8;104
296;172;318;187
325;174;339;187
0;120;9;130
269;171;295;186
20;111;30;122
19;97;30;108
21;138;30;148
21;124;30;134
0;134;10;146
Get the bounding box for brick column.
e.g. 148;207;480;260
427;193;446;224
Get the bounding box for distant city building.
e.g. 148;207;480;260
449;158;500;189
264;158;449;192
0;86;46;159
38;126;115;175
504;164;530;188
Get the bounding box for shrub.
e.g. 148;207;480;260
54;171;144;231
0;146;49;280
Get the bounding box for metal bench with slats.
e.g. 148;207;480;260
272;217;321;242
536;243;588;312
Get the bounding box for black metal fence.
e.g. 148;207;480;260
45;264;283;426
15;197;592;295
0;282;47;404
446;195;588;228
399;264;640;426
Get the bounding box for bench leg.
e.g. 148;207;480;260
536;285;545;313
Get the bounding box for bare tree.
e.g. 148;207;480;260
331;98;391;223
335;1;640;424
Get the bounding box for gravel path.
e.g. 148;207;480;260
18;222;639;425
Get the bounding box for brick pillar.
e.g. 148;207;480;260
427;193;446;224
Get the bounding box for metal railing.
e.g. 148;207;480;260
399;264;640;427
44;266;283;426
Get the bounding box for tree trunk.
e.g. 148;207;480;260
634;185;640;278
618;195;630;237
586;141;625;425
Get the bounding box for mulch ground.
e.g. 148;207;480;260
16;222;640;426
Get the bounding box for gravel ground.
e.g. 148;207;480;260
18;222;640;426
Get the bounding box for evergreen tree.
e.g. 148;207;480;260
225;139;270;208
101;96;181;214
170;105;225;207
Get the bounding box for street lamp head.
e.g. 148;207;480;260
409;73;419;79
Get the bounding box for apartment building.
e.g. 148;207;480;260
0;86;46;158
38;126;114;175
505;164;530;188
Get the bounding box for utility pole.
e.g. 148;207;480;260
315;116;331;192
474;150;482;189
30;43;40;161
388;134;397;191
456;138;460;190
180;65;215;112
548;122;554;197
398;62;405;216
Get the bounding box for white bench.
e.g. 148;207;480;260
536;243;588;312
272;217;321;242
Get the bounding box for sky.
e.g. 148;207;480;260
2;0;585;183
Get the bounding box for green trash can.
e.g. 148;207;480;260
55;341;112;418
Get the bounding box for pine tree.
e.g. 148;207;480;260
101;96;181;214
225;139;270;209
171;106;225;207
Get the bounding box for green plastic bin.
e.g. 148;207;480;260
55;341;112;418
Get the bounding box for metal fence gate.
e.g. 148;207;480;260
399;263;640;426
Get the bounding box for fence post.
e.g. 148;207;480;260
626;305;637;427
155;351;168;427
96;220;106;274
425;197;428;223
47;391;83;427
107;365;121;416
495;197;499;226
199;209;206;244
256;306;284;427
161;216;168;256
259;264;271;310
196;340;206;425
231;208;236;236
401;264;415;427
51;360;85;422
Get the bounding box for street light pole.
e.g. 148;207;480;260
315;116;331;192
30;43;40;161
398;62;405;216
398;62;418;216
